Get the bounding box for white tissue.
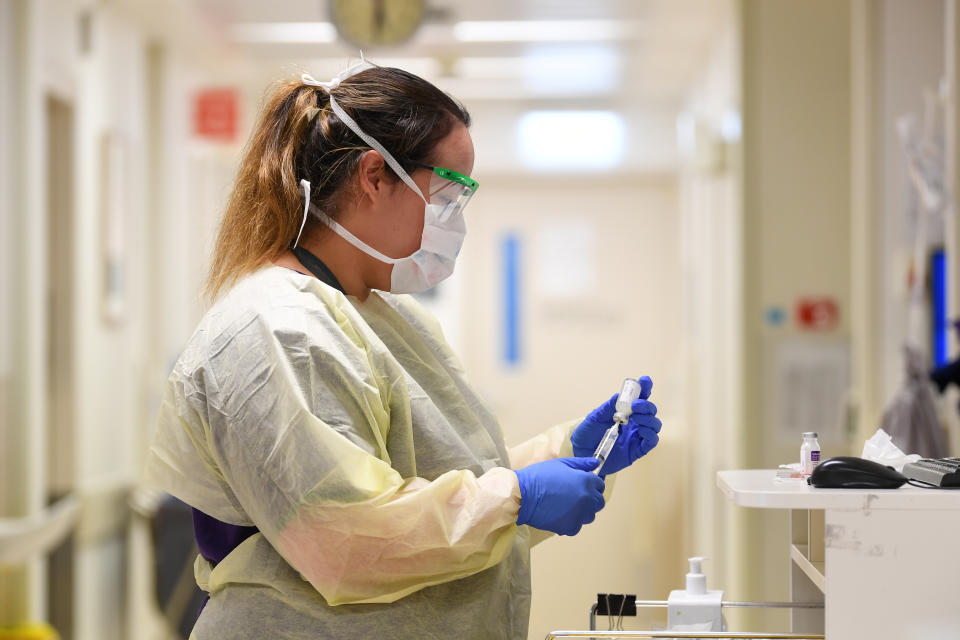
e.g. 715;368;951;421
861;428;921;472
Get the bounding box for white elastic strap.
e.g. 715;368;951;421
301;54;427;203
309;204;401;264
301;53;371;92
327;94;426;203
293;179;311;249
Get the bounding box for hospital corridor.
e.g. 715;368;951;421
2;1;960;639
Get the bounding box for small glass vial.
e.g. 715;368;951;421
801;432;821;477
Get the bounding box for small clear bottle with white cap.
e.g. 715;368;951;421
800;432;821;477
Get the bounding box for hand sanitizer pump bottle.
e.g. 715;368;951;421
667;557;725;631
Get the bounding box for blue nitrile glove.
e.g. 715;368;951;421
514;457;606;536
571;376;662;477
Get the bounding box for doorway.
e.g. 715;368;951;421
45;93;76;640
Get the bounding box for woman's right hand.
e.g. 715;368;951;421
514;457;606;536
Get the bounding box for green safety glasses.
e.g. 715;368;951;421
410;161;479;219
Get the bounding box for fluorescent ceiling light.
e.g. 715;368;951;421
453;20;641;43
452;47;619;97
229;22;337;44
523;46;618;95
517;111;626;171
676;112;697;158
721;109;742;143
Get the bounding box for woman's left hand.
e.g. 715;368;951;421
570;376;662;477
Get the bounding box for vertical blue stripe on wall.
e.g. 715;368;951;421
932;249;947;367
502;234;521;366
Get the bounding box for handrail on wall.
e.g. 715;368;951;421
0;494;78;566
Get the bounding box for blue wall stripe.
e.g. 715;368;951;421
932;249;948;367
502;234;521;365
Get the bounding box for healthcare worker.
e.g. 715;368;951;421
145;58;662;640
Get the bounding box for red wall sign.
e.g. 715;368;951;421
795;297;840;331
193;88;239;142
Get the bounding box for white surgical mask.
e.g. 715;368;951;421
310;196;465;294
296;58;476;294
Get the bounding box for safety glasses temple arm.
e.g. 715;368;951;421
409;161;479;192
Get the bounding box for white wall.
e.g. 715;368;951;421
14;0;59;620
72;9;151;638
73;6;148;489
0;0;13;381
147;46;239;404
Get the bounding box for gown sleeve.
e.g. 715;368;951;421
507;421;577;469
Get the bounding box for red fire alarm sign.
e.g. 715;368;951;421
795;297;840;331
193;88;239;142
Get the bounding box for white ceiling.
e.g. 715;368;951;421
182;0;730;107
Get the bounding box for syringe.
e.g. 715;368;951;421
592;378;644;475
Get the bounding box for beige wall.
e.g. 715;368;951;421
739;0;852;629
456;176;686;637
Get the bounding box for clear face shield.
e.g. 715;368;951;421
414;163;479;221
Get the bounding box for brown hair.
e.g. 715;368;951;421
204;66;471;301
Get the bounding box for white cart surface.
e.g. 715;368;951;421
717;469;960;639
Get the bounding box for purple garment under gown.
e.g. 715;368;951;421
192;508;259;614
192;508;260;566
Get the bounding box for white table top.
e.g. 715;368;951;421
717;469;960;510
